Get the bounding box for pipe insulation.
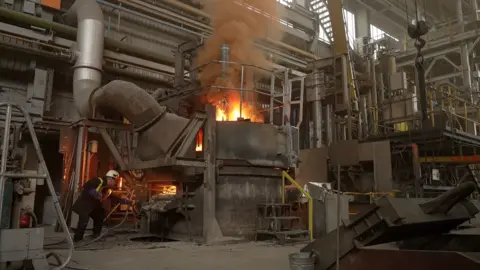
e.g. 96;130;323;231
64;0;104;117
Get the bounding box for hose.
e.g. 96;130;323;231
45;191;135;249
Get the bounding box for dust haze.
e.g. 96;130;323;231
195;0;280;121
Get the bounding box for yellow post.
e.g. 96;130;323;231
282;171;313;241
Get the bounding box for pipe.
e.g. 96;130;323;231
474;0;480;21
64;0;104;117
93;80;189;160
457;0;464;30
341;54;352;140
63;1;188;160
220;44;229;78
0;8;172;66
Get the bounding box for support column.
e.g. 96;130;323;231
458;0;472;96
461;44;473;96
312;101;323;148
203;105;222;243
457;0;464;31
341;55;352;140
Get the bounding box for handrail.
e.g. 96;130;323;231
343;191;399;203
281;171;313;241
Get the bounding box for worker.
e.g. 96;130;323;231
72;170;132;242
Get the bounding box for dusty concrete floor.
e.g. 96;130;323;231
54;241;302;270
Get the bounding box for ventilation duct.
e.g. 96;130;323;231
65;1;189;160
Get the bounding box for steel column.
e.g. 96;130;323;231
312;101;323;147
341;55;352;140
0;105;12;225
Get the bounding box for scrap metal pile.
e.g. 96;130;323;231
140;194;176;213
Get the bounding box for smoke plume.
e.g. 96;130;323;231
196;0;280;122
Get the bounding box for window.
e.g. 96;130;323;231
277;0;293;7
370;25;399;41
343;9;356;48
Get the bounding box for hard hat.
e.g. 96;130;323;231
106;170;120;179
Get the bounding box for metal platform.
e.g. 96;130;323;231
363;127;480;147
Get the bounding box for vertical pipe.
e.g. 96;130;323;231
461;43;472;98
371;56;378;135
0;105;12;224
341;55;352;140
270;72;275;124
283;69;291;126
117;3;122;37
457;0;464;30
312;101;323;148
73;127;85;191
336;163;341;270
326;104;333;145
411;144;422;198
474;0;480;20
220;44;229;78
240;65;244;119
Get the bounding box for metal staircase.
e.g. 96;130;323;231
310;0;333;43
255;203;309;244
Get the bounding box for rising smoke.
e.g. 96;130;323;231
196;0;280;122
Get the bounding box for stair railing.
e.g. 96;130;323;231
281;171;313;241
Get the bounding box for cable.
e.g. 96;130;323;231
45;191;135;249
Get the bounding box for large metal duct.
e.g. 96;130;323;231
64;0;104;117
93;80;188;160
65;0;188;159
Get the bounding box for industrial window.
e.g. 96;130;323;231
343;9;356;48
277;0;293;7
370;24;399;41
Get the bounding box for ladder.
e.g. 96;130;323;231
0;103;74;269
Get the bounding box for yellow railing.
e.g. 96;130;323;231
281;171;313;241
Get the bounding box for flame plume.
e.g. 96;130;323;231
196;0;280;122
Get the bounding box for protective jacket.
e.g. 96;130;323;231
72;177;106;216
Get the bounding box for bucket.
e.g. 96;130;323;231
289;252;316;270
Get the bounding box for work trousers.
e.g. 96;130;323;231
74;206;105;242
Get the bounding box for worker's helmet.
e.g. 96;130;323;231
106;170;120;179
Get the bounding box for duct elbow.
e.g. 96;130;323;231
64;0;104;26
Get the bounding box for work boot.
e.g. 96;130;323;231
73;235;83;243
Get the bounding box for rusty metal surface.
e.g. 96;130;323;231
336;249;480;270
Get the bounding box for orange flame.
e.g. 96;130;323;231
196;129;204;152
215;101;263;122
